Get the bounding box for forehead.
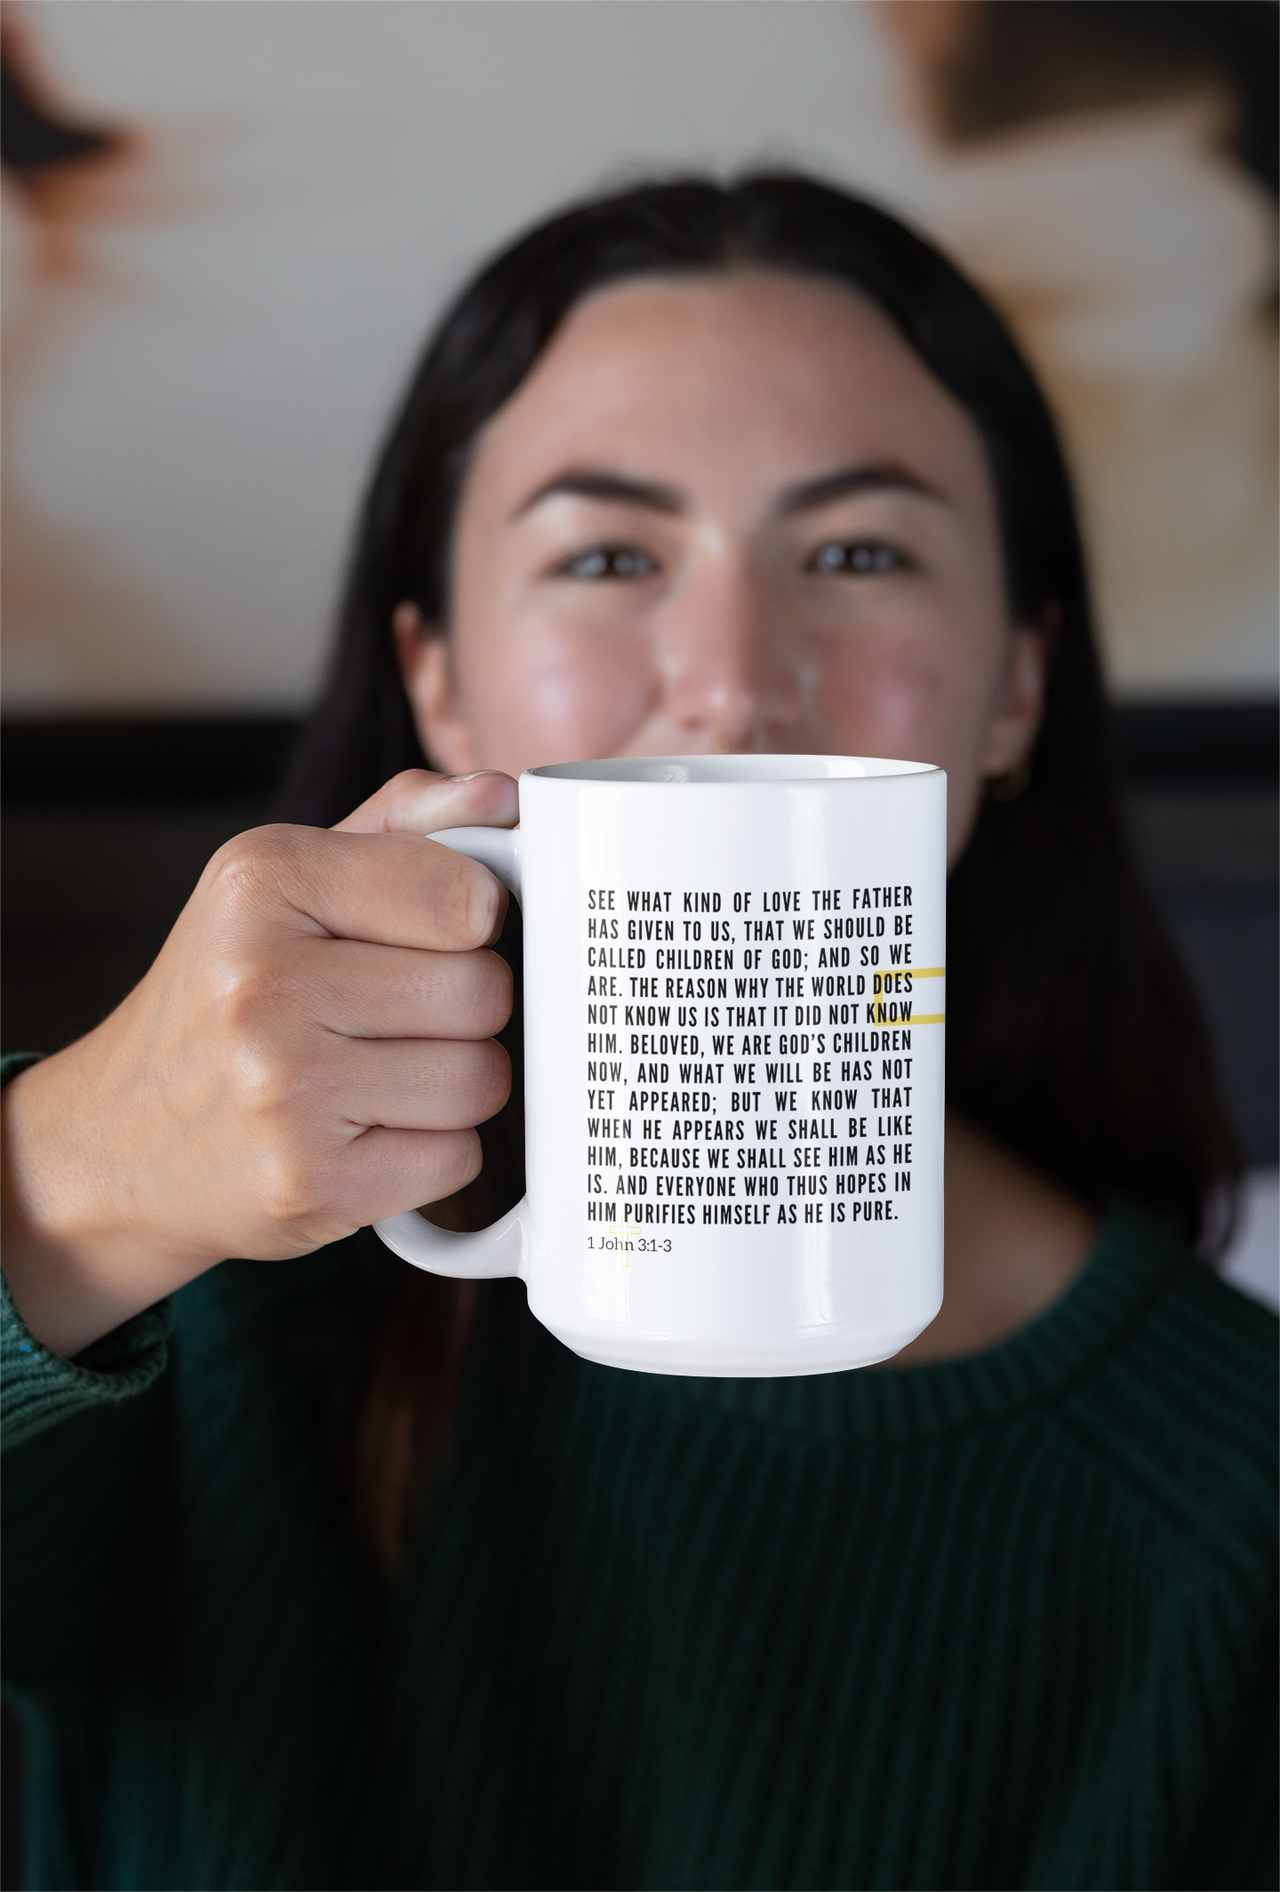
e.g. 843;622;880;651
465;267;993;504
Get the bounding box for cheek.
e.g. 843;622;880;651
457;613;657;770
817;629;980;759
814;627;996;864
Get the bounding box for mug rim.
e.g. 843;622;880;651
525;754;942;786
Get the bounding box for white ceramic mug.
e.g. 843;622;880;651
375;755;946;1376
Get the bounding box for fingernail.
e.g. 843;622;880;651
447;771;488;783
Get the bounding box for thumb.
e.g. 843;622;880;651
332;768;520;837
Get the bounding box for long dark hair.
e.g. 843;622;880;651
276;173;1240;1568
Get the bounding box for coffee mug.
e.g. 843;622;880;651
375;755;946;1376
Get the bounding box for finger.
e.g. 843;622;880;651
323;1035;511;1133
254;936;513;1042
330;1125;486;1225
333;768;519;838
202;825;509;953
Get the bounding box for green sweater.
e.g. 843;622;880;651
2;1064;1275;1890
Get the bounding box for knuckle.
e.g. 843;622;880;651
257;1143;332;1234
458;950;514;1035
440;1125;484;1182
433;852;502;949
211;949;298;1039
203;825;299;917
462;867;503;945
385;768;436;800
419;1038;509;1126
469;1039;512;1121
253;1106;364;1237
233;1037;302;1118
367;769;441;829
448;1128;485;1191
421;1130;483;1205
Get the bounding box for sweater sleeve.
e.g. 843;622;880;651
2;1054;178;1687
1;1052;173;1450
1;1271;172;1450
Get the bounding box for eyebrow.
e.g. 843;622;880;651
514;468;685;518
512;458;944;524
777;461;944;514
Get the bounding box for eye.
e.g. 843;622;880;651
558;544;659;581
807;539;911;576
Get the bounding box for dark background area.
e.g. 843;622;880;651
1;702;1276;1890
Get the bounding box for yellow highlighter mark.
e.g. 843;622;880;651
869;965;945;1027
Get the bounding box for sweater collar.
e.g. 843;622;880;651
650;1199;1190;1442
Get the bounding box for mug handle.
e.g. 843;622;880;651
372;826;529;1280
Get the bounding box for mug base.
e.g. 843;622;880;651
554;1320;932;1379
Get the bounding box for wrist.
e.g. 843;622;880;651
1;1052;212;1358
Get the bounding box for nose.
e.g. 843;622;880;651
658;556;804;752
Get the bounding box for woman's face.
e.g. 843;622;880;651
400;268;1045;862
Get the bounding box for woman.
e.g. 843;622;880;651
2;175;1274;1892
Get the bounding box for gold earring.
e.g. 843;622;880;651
985;751;1033;802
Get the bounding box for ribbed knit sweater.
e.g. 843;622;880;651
2;1066;1276;1889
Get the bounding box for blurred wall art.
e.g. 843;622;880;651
883;0;1277;701
2;0;1276;712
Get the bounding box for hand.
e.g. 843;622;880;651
1;770;519;1358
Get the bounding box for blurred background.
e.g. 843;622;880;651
3;0;1277;1282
